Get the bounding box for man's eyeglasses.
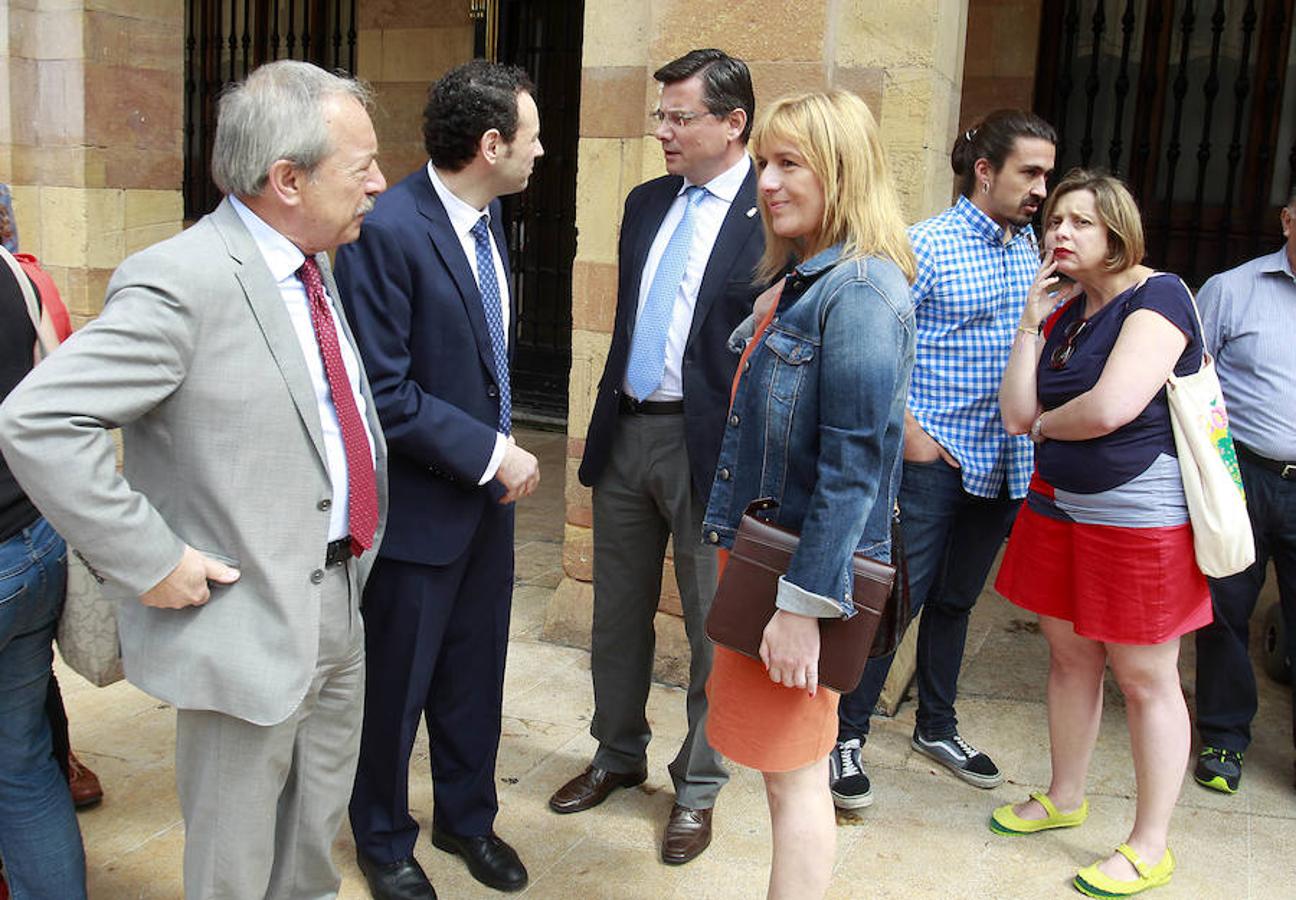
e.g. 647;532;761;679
1048;319;1090;370
649;108;718;129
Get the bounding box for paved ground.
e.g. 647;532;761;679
60;427;1294;898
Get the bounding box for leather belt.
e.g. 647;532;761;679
618;395;684;415
325;537;354;567
1235;441;1296;481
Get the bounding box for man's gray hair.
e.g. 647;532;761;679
211;60;372;197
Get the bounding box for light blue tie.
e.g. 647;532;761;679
471;216;511;434
625;186;707;399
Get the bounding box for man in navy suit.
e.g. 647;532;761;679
335;61;542;900
547;49;764;865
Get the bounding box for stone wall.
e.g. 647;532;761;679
959;0;1042;130
356;1;475;186
545;0;971;685
2;0;184;327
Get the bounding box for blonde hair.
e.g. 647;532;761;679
1042;169;1146;272
750;91;916;284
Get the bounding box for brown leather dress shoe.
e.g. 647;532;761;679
548;764;648;814
67;750;103;809
661;803;712;865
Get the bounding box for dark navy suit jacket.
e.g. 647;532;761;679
335;167;514;567
579;166;766;500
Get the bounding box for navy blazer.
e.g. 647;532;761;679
336;167;514;567
579;166;766;500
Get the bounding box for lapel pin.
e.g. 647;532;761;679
746;207;757;218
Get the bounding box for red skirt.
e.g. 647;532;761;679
995;502;1212;645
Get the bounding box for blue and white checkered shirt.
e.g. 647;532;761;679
907;196;1040;499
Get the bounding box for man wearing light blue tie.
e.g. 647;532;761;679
334;61;543;900
547;49;765;866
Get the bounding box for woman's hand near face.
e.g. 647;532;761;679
760;609;822;697
1021;249;1077;331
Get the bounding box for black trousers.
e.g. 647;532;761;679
1195;453;1296;753
349;503;515;863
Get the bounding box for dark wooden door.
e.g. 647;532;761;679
1034;0;1296;286
491;0;584;425
183;0;358;221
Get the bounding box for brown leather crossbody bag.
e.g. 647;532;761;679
705;499;910;693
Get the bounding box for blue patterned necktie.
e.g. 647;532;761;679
625;186;707;399
470;216;511;434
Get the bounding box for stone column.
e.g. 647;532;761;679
356;2;475;186
3;0;184;328
546;0;969;688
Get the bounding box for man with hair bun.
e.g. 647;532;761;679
829;109;1057;810
0;59;388;897
335;59;543;899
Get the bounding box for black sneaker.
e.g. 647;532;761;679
829;738;873;809
1194;746;1243;794
910;728;1004;788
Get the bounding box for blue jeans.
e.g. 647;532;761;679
839;460;1021;742
1195;453;1296;753
0;517;87;900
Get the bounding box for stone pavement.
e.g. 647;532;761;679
60;428;1293;898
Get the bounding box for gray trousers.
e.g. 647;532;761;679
590;412;728;809
175;561;364;900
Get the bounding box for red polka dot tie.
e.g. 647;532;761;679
298;256;378;556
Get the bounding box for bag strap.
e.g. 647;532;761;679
1;244;50;362
1174;275;1209;372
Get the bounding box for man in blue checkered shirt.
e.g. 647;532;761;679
829;110;1057;810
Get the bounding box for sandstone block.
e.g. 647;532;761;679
571;259;617;334
359;0;470;31
562;523;594;582
85;10;182;71
381;26;472;84
574;139;625;263
564;456;592;527
541;576;594;649
650;0;826;65
10;6;83;61
580;67;650;139
38;186;89;267
124;189;182;229
356;30;383;81
580;0;649;69
85;64;182;152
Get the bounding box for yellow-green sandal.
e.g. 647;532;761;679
989;791;1088;835
1073;844;1174;897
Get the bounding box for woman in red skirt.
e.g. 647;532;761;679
994;170;1211;898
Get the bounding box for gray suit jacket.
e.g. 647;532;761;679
0;198;388;726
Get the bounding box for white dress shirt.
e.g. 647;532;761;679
426;163;511;484
625;154;752;401
229;196;375;541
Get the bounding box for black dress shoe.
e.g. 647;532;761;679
430;829;528;892
355;853;437;900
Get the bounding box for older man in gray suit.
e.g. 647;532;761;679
0;61;388;898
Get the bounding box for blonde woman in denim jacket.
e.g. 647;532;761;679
700;91;916;900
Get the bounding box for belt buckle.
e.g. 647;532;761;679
1282;464;1295;480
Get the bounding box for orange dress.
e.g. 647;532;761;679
704;301;839;773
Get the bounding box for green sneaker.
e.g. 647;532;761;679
1194;746;1243;794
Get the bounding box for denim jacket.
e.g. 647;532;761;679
702;244;916;618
